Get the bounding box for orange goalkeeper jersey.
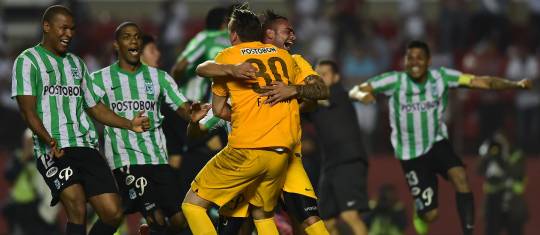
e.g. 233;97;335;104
212;41;304;150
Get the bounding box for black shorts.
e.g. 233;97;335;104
399;139;464;214
319;160;369;219
113;164;182;217
36;147;118;206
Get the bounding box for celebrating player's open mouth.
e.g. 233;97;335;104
114;23;143;66
283;39;294;50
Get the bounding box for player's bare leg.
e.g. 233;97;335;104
60;184;87;235
340;210;367;235
88;193;123;235
323;218;338;235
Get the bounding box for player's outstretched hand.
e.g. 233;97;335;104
260;81;297;106
518;79;533;89
349;85;375;104
131;111;150;132
190;102;212;122
49;139;64;158
231;62;257;80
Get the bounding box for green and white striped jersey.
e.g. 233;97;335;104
11;44;101;158
177;30;229;101
368;67;466;160
90;63;187;169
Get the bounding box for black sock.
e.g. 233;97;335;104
217;216;246;235
88;219;118;235
456;192;474;235
66;222;85;235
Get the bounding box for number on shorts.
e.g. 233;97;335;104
40;154;54;169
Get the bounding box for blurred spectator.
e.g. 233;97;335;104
399;0;425;41
341;41;381;152
505;45;540;153
0;49;26;151
334;0;363;59
141;34;161;67
365;184;407;235
528;0;540;51
438;0;468;53
470;0;510;51
462;38;507;141
2;129;61;235
477;132;528;235
159;0;189;70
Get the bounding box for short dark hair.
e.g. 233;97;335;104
407;40;431;58
142;34;156;49
229;8;262;42
114;21;140;40
42;5;73;24
261;10;288;31
206;7;228;30
317;59;340;74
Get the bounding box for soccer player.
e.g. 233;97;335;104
164;6;230;171
349;40;532;235
311;60;369;235
90;22;191;235
171;6;230;101
193;10;330;235
181;8;304;235
140;34;161;67
11;5;149;235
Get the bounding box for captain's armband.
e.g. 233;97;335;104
458;74;474;86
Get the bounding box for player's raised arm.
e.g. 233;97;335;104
196;60;257;80
463;75;532;90
349;82;376;104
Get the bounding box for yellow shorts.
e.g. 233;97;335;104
220;144;317;218
191;145;289;212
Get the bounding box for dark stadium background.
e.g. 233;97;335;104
0;0;539;234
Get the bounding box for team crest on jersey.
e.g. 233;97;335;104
145;81;154;95
430;83;438;97
71;68;81;79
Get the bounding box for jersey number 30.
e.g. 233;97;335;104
246;57;289;93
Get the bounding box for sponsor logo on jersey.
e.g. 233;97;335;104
43;85;82;97
240;47;277;55
111;100;156;112
46;166;59;178
401;99;440;113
